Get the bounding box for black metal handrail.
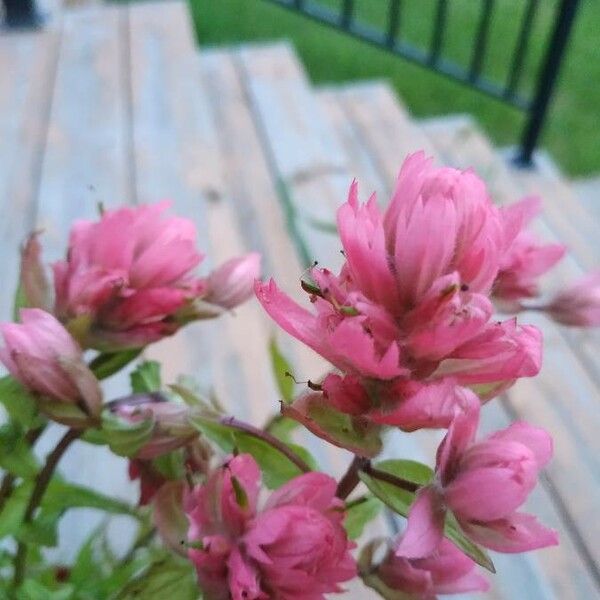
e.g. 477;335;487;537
259;0;581;167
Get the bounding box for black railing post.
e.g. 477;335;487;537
515;0;581;167
2;0;43;28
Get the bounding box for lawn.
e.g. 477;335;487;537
188;0;600;177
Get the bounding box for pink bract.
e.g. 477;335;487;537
397;404;558;556
494;197;566;304
255;152;542;432
185;454;356;600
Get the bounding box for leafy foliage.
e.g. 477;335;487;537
344;496;383;540
130;361;162;394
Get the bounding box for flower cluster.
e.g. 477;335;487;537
1;153;598;600
185;454;356;600
256;153;543;433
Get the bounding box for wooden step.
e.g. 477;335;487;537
573;175;600;223
0;27;60;320
315;83;599;600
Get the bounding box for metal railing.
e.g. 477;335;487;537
1;0;43;28
260;0;581;166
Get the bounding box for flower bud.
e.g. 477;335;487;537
108;394;195;459
203;252;261;310
0;309;101;425
545;270;600;327
363;538;489;599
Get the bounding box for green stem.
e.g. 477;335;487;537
12;428;81;589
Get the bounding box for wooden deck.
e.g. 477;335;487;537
1;2;599;598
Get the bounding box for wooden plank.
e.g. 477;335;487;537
509;162;599;273
0;29;59;321
32;4;138;561
419;114;600;592
236;42;351;274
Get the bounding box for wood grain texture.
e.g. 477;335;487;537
32;4;139;561
0;29;59;320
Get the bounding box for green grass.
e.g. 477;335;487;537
188;0;600;177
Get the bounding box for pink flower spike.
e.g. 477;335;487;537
53;202;206;350
415;407;557;554
185;454;356;599
204;252;261;310
545;270;600;326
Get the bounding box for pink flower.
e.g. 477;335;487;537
256;153;542;433
494;197;566;305
203;253;261;310
545;270;600;326
185;454;356;600
397;405;557;557
0;309;101;419
52;202;260;350
372;538;489;599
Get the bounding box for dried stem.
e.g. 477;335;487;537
12;428;81;589
336;455;368;500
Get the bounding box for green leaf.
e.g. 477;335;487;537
266;415;299;442
17;580;75;600
43;480;140;518
344;496;383;540
358;471;414;519
444;511;496;573
90;349;142;380
0;375;40;427
117;556;200;600
0;481;32;539
374;459;434;486
283;394;383;458
130;361;162;394
17;507;61;547
190;416;315;489
359;461;495;573
268;337;294;403
101;409;154;457
189;416;235;452
0;422;39;477
234;434;303;489
357;460;433;517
